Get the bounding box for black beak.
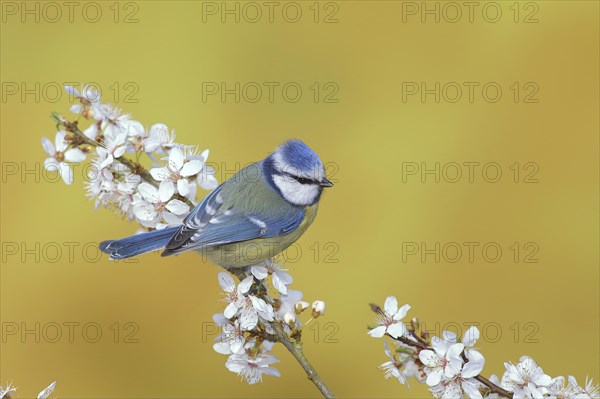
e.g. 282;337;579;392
319;178;334;187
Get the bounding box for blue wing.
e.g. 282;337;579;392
162;186;304;256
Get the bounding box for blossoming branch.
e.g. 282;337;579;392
39;85;334;398
368;296;599;399
44;85;217;229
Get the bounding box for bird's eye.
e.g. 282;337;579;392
288;175;312;184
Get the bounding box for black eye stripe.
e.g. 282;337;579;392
276;172;318;185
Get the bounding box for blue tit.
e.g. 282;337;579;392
99;139;333;268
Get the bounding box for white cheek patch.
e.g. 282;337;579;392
273;175;320;206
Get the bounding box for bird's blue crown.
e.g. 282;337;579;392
275;139;323;173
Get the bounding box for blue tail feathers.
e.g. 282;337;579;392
99;227;179;260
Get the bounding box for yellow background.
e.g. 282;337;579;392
1;1;598;397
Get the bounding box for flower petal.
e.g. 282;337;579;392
213;342;232;355
133;203;157;221
55;130;68;152
446;356;464;378
41;137;55;155
239;308;258;330
198;172;219;190
462;379;483;399
165;199;189;215
177;178;189;196
158;180;175;202
169;147;184;171
533;373;552;387
442;381;463;399
419;350;441;367
218;272;236;292
99;153;114;170
44;157;59;171
150;167;169;181
58;162;73;185
367;326;387;338
70;103;83;114
275;270;293;285
64;148;86;162
113;145;126;159
124;120;145;137
443;330;458;343
460;358;485;378
180;160;203;177
83;124;98;140
162;211;183;226
462;326;480;347
250;295;269;313
272;273;289;295
432;336;447;355
64;84;80;97
384;296;398;316
426;367;444;386
138;182;159;203
251;266;269;280
394;304;411;321
447;343;465;359
387;321;407;339
383;340;393;358
238;276;254;294
224;302;238;319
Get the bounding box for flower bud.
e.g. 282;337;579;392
295;301;309;314
284;311;296;326
311;300;326;318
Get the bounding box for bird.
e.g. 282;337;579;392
99;139;333;268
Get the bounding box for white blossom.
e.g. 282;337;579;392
97;128;128;169
116;174;142;219
41;131;86;184
582;377;600;399
150;146;203;197
132;182;189;228
145;123;176;153
49;83;216;226
442;326;483;363
219;273;253;319
251;259;293;295
379;341;409;384
212;313;245;355
225;341;280;384
446;350;485;398
547;376;600;399
66;84;102;118
98;104;132;138
368;296;410;339
0;383;17;398
240;293;275;330
501;356;552;399
419;338;464;386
